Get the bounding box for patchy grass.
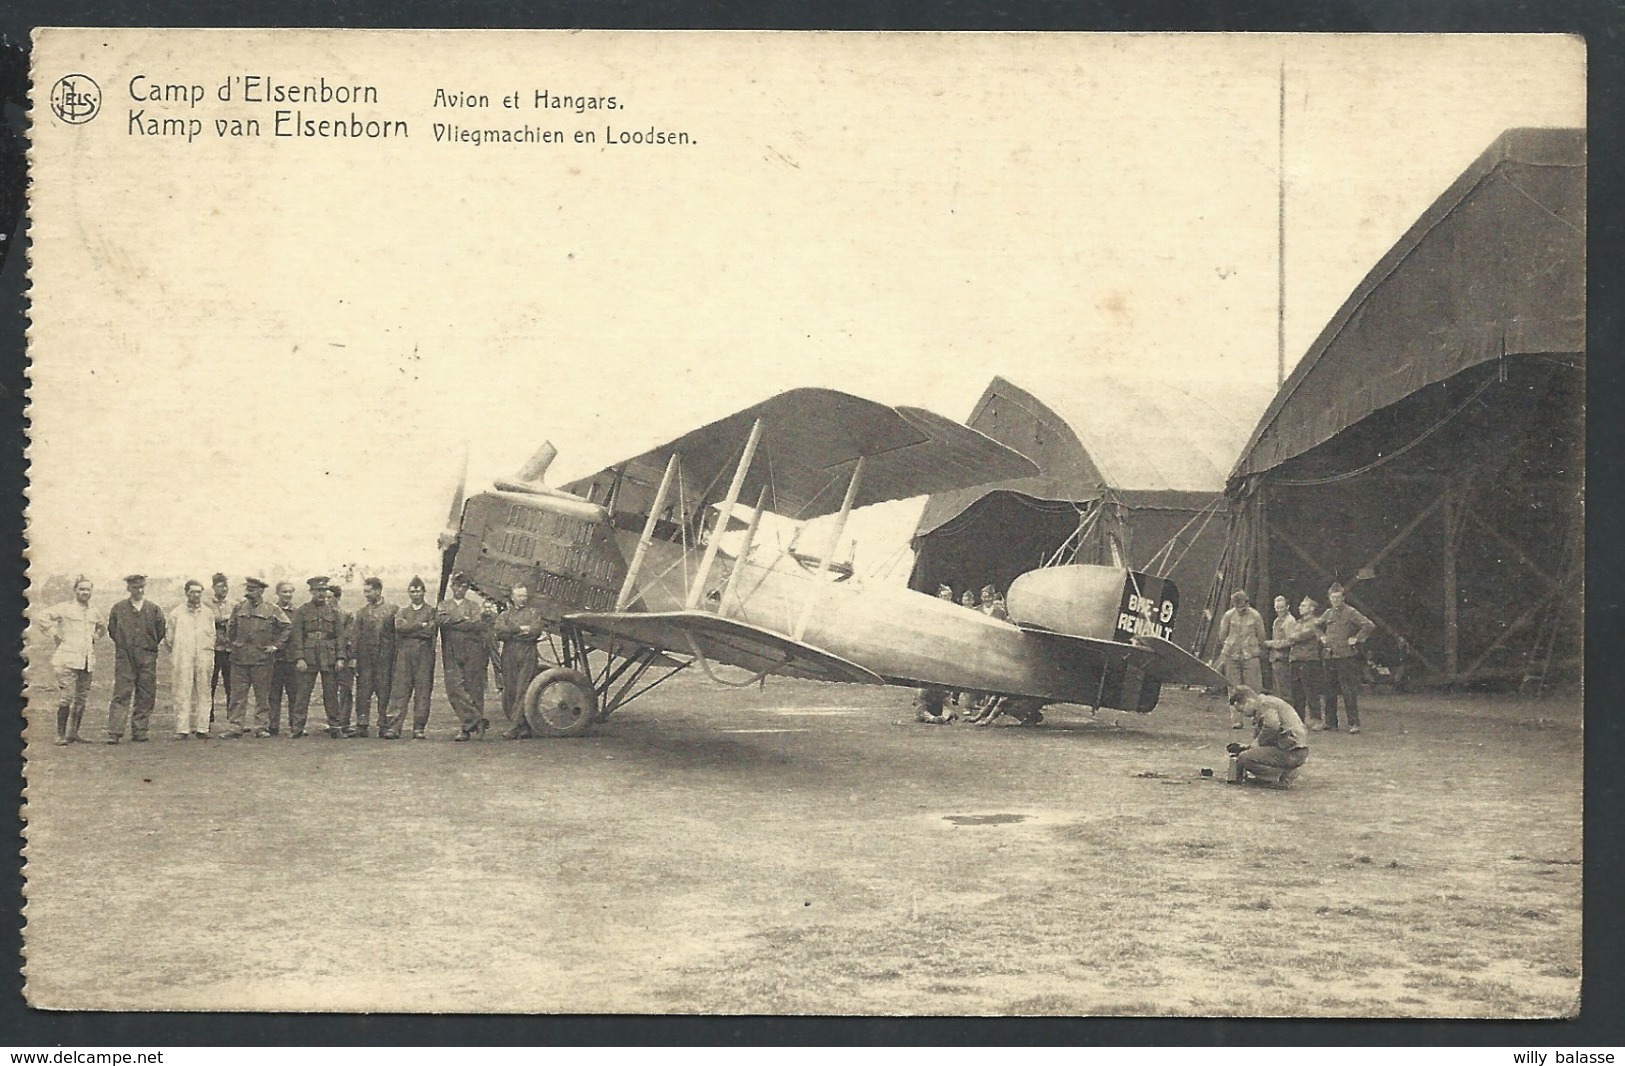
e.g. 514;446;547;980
21;632;1581;1016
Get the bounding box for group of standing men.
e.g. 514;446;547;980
37;570;553;746
1213;583;1376;734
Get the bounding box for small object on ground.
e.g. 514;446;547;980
1231;723;1244;730
1199;767;1214;777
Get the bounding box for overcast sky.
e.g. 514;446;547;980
27;31;1583;592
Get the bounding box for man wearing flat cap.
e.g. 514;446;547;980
437;571;494;741
105;574;166;743
227;576;290;737
290;576;346;738
384;575;437;739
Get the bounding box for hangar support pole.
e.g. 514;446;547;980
1270;519;1445;677
1255;485;1271;605
1442;482;1461;681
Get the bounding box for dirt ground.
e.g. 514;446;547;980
20;636;1582;1017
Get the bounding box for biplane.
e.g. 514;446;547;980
436;388;1228;736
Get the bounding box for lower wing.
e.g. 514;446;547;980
563;610;884;685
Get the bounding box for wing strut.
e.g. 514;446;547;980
686;417;763;610
794;456;865;640
718;486;768;618
616;452;679;610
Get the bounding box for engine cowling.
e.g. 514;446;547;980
1006;564;1180;643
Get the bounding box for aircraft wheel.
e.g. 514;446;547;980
524;668;598;738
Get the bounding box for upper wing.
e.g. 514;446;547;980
565;609;884;685
560;387;1038;521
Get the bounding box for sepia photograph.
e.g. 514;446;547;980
21;29;1584;1016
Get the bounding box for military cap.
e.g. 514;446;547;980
211;572;228;584
363;576;383;591
245;577;268;590
307;576;331;589
1327;582;1346;595
450;571;471;585
407;575;426;591
123;574;146;585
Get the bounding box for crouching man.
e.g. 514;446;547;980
1227;685;1309;789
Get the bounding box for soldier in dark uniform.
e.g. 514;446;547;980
349;577;397;739
267;580;299;735
226;577;291;738
384;576;436;739
290;576;346;738
328;585;357;735
437;571;494;741
496;584;546;739
105;574;166;743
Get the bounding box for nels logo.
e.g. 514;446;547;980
50;74;101;124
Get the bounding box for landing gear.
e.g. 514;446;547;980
521;622;693;737
524;668;597;738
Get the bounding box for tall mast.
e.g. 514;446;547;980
1277;59;1287;388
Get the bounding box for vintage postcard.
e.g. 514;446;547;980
23;30;1584;1014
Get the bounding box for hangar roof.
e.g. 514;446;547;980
1229;127;1585;485
915;372;1275;537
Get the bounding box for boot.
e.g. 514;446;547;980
67;704;85;742
55;704;71;745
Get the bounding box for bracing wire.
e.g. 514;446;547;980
1163;499;1224;577
682;631;774;687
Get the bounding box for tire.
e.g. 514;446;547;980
524;667;598;738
